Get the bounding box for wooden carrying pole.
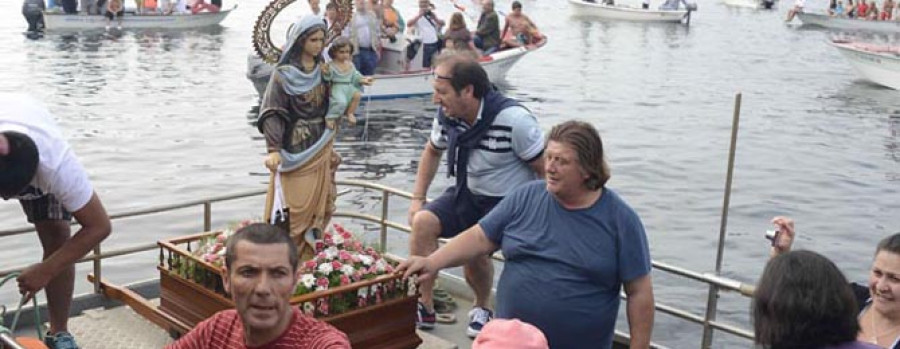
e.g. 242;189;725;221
700;93;742;348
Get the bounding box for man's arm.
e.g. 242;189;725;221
399;224;498;282
408;9;425;26
624;274;654;349
44;193;111;276
17;193;111;299
408;141;443;223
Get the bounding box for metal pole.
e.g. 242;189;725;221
380;191;389;253
92;245;101;294
701;93;742;348
203;201;212;232
0;331;26;349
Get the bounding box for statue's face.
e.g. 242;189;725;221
301;30;326;58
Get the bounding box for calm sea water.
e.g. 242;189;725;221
1;0;899;347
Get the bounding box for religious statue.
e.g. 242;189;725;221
257;15;338;259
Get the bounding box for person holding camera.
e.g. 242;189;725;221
408;0;444;68
769;217;900;348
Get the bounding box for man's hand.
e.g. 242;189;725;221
17;263;52;304
396;256;437;283
264;152;281;171
346;114;357;126
771;216;795;256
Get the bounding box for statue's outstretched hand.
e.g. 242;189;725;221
265;152;281;171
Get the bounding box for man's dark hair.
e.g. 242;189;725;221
548;121;610;190
434;53;491;99
0;131;39;199
225;223;298;271
752;250;860;349
512;0;522;9
326;2;336;10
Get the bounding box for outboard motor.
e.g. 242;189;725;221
21;0;45;33
761;0;775;9
685;2;698;11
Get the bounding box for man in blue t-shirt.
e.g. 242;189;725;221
400;120;655;349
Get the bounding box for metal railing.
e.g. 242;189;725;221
0;179;756;345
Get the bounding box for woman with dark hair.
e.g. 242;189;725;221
258;15;338;260
754;250;880;349
771;217;900;348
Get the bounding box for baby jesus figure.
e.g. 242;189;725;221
323;38;375;129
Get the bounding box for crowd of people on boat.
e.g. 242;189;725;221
20;0;223;33
316;0;543;76
786;0;898;21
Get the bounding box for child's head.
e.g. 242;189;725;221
328;37;354;61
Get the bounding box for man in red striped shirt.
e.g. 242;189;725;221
167;224;350;349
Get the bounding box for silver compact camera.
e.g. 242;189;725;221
765;229;781;246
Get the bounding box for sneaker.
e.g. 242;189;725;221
44;332;80;349
466;307;493;338
416;302;436;330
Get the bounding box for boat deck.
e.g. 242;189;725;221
13;298;459;348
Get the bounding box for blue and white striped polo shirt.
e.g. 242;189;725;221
429;101;545;197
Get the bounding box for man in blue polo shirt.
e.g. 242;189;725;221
400;120;655;349
407;53;545;337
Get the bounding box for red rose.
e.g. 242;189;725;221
331;261;342;270
317;277;329;288
340;275;351;285
339;251;352;261
304;260;317;271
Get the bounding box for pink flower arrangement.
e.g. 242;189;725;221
193;219;259;269
295;223;403;316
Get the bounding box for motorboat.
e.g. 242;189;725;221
797;12;900;33
567;0;694;22
721;0;776;10
247;34;547;100
831;39;900;90
42;5;235;31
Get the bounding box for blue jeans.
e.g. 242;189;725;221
473;36;498;55
422;42;441;68
353;48;378;76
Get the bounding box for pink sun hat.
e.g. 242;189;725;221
472;319;549;349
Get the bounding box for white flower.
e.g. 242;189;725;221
375;259;387;273
358;287;368;297
359;255;374;266
318;262;333;275
333;234;344;245
303;302;315;314
301;274;316;289
325;246;339;260
341;264;355;276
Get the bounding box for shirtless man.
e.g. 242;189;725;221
500;1;541;49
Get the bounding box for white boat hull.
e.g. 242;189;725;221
43;7;234;31
568;0;689;22
722;0;775;9
832;41;900;90
247;40;543;100
797;12;900;33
